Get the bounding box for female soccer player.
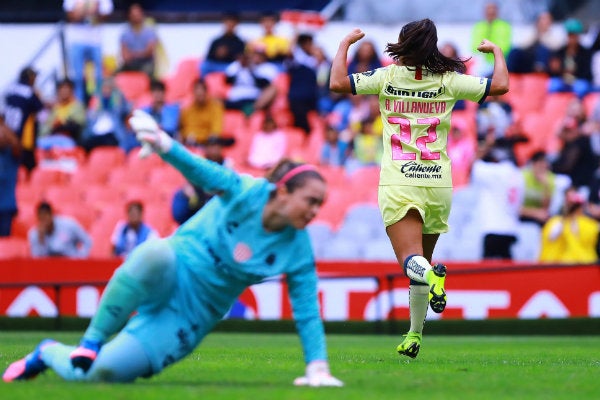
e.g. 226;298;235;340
329;19;509;358
3;110;343;387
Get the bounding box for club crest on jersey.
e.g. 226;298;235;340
233;242;253;263
361;70;375;76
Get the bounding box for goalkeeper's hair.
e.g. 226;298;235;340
266;159;324;194
385;18;468;74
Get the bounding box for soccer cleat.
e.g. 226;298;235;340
396;332;422;359
70;339;102;374
3;339;57;382
428;263;447;313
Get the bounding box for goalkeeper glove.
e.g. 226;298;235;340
293;360;344;387
128;109;173;158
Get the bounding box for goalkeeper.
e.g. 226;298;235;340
3;110;343;387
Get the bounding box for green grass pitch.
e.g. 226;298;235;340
0;331;598;400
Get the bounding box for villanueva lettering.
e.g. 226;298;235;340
388;100;447;114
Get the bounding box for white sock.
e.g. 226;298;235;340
408;284;429;334
404;255;433;284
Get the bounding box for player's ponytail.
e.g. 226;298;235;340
386;18;468;74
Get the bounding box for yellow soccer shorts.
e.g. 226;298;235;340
378;185;453;234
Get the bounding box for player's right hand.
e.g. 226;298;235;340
128;109;173;157
343;28;365;46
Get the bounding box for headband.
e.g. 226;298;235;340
277;164;318;188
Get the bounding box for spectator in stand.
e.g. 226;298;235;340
539;186;599;263
551;115;598;189
111;200;159;258
247;114;287;170
345;117;382;172
320;123;350;167
82;76;131;153
250;12;290;68
0;116;21;236
119;3;158;79
313;46;333;115
286;33;319;136
439;42;469;110
171;135;234;225
140;79;180;138
200;12;246;77
28;201;92;258
476;94;513;144
471;135;525;260
146;80;180;137
2;66;44;176
224;45;279;116
547;18;595;99
63;0;114;104
507;11;565;74
39;79;87;148
519;150;557;227
178;78;223;145
447;119;476;189
347;40;382;74
470;1;512;77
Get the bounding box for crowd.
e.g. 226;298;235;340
1;1;600;264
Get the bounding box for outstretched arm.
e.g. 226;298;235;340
129;110;240;197
477;39;509;96
329;28;365;93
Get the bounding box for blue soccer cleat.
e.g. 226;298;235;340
3;339;57;382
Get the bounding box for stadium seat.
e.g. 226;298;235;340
165;57;201;103
86;146;127;169
204;72;229;100
54;200;97;231
114;71;151;103
320;237;364;260
83;184;126;211
0;237;29;259
43;184;86;205
15;182;46;204
362;238;397;261
306;221;334;260
335;218;377;243
11;204;37;239
223;110;247;136
512;222;542;261
107;166;150;186
89;223;115;259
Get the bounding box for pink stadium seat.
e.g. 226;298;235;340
114;71;150;103
43;184;86;205
86;146;126;169
165;57;200;103
204;72;229;100
11;205;37;239
0;237;29;259
107;166;150;186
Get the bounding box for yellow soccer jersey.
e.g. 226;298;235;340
351;65;490;187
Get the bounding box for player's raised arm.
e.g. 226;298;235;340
129;110;240;196
329;28;365;93
477;39;509;96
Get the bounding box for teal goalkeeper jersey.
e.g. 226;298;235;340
351;65;490;187
161;141;325;362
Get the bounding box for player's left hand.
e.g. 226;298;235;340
293;360;344;387
128;109;173;158
476;39;498;53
